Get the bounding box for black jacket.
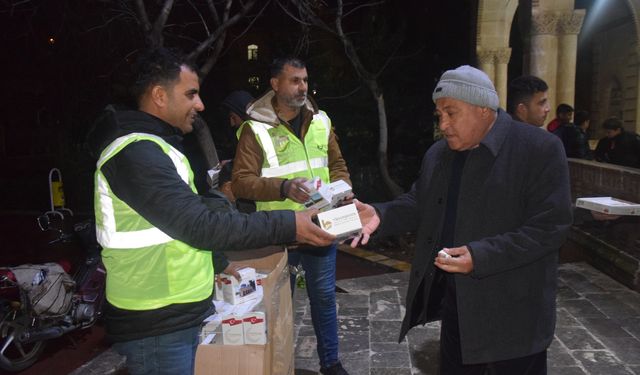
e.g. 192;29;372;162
374;111;572;363
594;131;640;168
91;109;296;341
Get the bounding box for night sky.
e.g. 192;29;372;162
1;1;474;213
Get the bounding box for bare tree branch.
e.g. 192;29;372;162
149;0;175;46
133;0;151;33
187;0;258;61
342;0;384;19
186;0;210;36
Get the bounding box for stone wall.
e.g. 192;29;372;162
568;159;640;292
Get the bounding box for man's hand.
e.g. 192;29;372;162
283;178;310;204
590;210;621;221
349;199;380;247
215;262;244;288
294;209;335;247
434;246;474;274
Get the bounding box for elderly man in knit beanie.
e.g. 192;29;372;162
351;65;572;374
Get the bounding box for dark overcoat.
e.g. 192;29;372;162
374;110;572;364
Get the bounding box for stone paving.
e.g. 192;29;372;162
293;262;640;375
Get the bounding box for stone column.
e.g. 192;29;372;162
495;48;512;109
636;51;640;133
477;49;496;84
557;10;585;108
530;11;560;115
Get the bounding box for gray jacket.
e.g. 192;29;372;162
374;110;572;363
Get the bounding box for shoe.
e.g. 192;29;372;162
320;361;349;375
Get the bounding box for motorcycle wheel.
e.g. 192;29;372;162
0;308;46;372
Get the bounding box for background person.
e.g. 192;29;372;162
565;110;593;160
221;89;254;129
232;57;351;375
506;75;550;127
594;117;640;168
352;65;572;374
91;48;334;375
547;103;574;133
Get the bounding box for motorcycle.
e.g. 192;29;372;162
0;212;105;372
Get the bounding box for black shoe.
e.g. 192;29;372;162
320;361;349;375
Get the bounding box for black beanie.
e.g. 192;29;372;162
221;90;254;120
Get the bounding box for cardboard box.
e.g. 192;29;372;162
195;250;293;375
576;197;640;216
316;203;362;241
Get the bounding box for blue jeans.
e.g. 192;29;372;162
113;325;200;375
289;243;339;368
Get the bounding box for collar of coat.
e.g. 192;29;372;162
246;90;319;127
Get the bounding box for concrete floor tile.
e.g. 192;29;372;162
370;368;412;375
337;293;369;308
408;339;439;374
598;337;640;365
296;335;319;359
572;350;625;368
549;339;580;367
548;366;587;375
370;350;411;368
339;317;370;332
561;299;608;318
557;307;583;327
338;330;370;353
370;290;402;320
556;327;605;350
370;320;403;343
578;317;633;338
557;285;582;300
339;306;370;317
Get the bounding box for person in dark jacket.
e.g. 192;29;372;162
547;103;573;133
221;90;254;128
594;117;640;168
565;110;593;159
352;65;572;374
91;47;335;375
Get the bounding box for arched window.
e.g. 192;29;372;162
247;44;258;61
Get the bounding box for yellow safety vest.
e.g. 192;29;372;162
94;133;213;310
245;112;332;212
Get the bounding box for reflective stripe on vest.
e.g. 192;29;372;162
248;112;332;211
95;133;195;248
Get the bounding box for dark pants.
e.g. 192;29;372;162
439;274;547;375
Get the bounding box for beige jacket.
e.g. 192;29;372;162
231;90;351;202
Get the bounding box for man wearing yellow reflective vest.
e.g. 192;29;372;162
91;48;335;375
232;57;352;375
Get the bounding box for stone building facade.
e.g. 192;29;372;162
476;0;640;136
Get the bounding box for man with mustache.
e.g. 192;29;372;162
232;57;351;375
353;65;572;374
92;48;335;375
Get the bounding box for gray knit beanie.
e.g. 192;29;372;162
432;65;499;110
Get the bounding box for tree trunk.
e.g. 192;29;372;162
369;85;404;198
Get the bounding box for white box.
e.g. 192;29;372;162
303;179;352;211
576;197;640;216
325;180;352;207
221;314;245;345
316;203;362;241
242;312;267;345
220;267;258;305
